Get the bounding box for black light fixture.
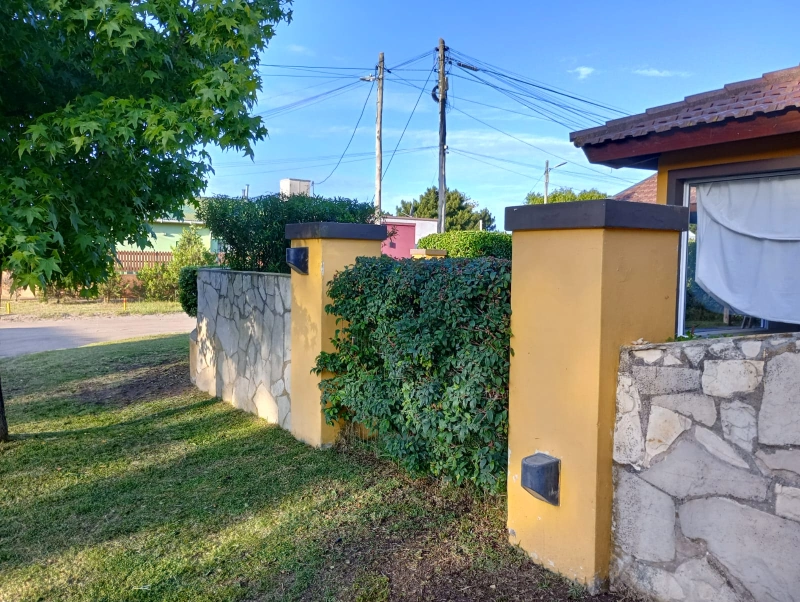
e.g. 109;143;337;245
286;247;309;275
521;453;561;506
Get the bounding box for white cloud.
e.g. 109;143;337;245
287;44;315;56
633;68;690;78
568;66;595;80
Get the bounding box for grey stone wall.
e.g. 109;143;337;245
192;268;291;429
613;333;800;602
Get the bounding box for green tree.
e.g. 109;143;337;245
168;226;217;279
0;0;291;294
137;226;216;301
525;187;608;205
397;187;495;231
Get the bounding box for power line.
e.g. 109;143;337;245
213;146;436;178
381;67;436;183
449;105;638;184
449;148;537;180
256;80;363;118
260;64;375;70
315;79;376;186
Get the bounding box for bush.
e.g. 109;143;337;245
314;256;512;493
178;266;200;317
137;262;176;301
98;267;124;301
198;194;376;273
417;231;512;259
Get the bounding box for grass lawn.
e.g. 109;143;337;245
0;335;632;602
0;299;182;320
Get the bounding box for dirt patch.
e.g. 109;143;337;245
73;361;194;406
300;444;642;602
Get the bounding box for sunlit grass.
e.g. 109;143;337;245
1;299;182;320
0;335;625;601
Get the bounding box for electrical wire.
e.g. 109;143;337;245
213;146;436;178
315;79;376;186
256;80;364;118
381;66;436;183
449;105;638;184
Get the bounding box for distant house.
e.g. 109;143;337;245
614;174;696;213
115;205;216;273
381;216;438;259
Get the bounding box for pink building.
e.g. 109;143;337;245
381;216;438;259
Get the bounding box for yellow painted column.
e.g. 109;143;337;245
504;200;688;592
285;222;386;448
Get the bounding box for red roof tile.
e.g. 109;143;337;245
613;175;658;204
571;65;800;148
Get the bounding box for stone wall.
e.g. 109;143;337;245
192;268;291;429
612;333;800;602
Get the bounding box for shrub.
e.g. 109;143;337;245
198;194;376;273
314;256;512;493
178;266;200;317
417;231;512;259
98;267;124;301
137;262;176;301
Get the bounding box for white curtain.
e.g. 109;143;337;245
695;174;800;325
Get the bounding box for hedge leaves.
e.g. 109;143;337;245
315;256;512;492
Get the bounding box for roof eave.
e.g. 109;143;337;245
578;109;800;169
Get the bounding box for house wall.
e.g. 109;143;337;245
381;223;416;258
192;268;291;429
655;133;800;204
612;333;800;601
116;223;214;253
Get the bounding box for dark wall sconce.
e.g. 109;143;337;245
286;247;309;275
521;453;561;506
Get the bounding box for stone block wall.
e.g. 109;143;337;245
192;268;291;429
612;333;800;602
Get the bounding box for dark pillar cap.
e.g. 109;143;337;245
285;222;388;240
505;200;689;232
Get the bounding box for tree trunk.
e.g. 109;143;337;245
0;375;8;442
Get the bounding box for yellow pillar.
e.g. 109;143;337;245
285;222;386;448
504;200;688;592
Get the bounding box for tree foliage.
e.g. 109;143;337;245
199;194;375;273
525;187;608;205
0;0;291;293
315;256;512;493
396;187;495;231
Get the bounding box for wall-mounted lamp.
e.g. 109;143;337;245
286;247;309;275
521;453;561;506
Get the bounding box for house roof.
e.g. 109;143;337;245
571;65;800;168
613;175;658;204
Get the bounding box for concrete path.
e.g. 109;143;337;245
0;314;196;358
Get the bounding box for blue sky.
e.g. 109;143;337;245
204;0;799;225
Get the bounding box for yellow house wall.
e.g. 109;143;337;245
507;227;680;590
655;133;800;204
289;237;382;448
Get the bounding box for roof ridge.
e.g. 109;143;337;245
571;64;800;147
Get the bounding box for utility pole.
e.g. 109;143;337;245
437;38;448;233
375;52;384;215
544;160;549;204
543;161;566;204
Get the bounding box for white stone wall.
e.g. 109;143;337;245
613;333;800;602
192;269;291;429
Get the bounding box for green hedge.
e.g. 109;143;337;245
178;266;200;317
198;194;375;273
314;256;512;493
417;230;512;259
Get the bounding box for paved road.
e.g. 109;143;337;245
0;314;197;358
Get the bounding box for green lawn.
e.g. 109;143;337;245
0;299;182;320
0;335;628;601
